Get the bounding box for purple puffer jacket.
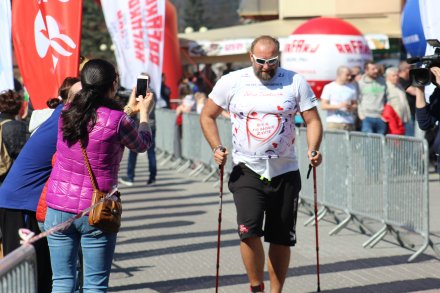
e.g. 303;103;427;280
46;107;125;214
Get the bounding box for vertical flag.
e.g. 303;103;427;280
419;0;440;98
101;0;166;107
12;0;83;110
0;0;14;92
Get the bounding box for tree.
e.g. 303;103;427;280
81;0;114;63
183;0;207;31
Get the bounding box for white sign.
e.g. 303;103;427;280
101;0;166;107
0;0;14;92
188;39;253;57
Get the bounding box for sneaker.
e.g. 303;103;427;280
118;177;134;186
146;179;156;186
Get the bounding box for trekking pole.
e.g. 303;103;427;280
307;150;321;292
215;147;226;293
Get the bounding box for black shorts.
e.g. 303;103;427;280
228;163;301;246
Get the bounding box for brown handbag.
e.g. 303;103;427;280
81;142;122;233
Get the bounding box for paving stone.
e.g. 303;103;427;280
108;153;440;293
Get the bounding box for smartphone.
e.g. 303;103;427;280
136;74;149;99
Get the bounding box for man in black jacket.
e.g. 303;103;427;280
415;66;440;172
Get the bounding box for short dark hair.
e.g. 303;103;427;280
364;60;376;69
250;35;280;53
0;90;22;115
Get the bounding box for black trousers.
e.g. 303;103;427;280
0;208;52;293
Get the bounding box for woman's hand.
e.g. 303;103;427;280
126;88;154;114
138;91;155;115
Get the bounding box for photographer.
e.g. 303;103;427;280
415;66;440;172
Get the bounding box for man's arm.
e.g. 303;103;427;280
301;107;323;167
320;99;353;111
200;99;229;165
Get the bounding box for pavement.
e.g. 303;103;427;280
109;151;440;293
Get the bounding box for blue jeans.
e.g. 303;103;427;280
405;120;415;136
127;126;156;181
361;117;387;135
45;207;117;292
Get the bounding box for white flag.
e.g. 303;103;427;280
101;0;166;107
0;0;14;92
419;0;440;98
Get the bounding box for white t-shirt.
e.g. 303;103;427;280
320;81;357;124
210;67;317;178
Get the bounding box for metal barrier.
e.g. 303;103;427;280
296;129;438;261
0;245;37;293
155;109;439;261
180;112;233;179
155;108;177;155
155;109;179;166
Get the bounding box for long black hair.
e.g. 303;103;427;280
61;59;123;145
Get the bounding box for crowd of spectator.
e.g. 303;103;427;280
320;60;416;137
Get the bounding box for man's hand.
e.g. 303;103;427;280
308;150;322;167
430;66;440;85
214;146;229;166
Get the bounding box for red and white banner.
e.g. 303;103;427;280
0;0;14;92
12;0;82;110
101;0;166;107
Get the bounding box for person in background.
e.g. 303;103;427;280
0;90;28;183
195;92;208;114
320;66;358;131
174;83;195;159
44;59;153;291
13;78;29;122
350;65;363;82
0;77;80;293
29;77;80;135
415;66;440;172
357;61;388;134
398;61;417;136
161;73;171;109
200;35;322;293
382;67;412;135
119;86;158;187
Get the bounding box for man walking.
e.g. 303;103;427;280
200;35;323;293
320;66;358;131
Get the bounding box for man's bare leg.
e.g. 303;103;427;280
267;243;290;293
240;237;265;290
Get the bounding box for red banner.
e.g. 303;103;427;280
12;0;82;110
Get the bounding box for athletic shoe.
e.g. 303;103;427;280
146;179;156;186
118;177;134;186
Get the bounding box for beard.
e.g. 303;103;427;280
253;65;276;81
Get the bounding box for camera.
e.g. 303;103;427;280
407;39;440;86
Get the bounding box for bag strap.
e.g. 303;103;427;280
0;119;12;147
80;140;98;190
0;119;11;127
